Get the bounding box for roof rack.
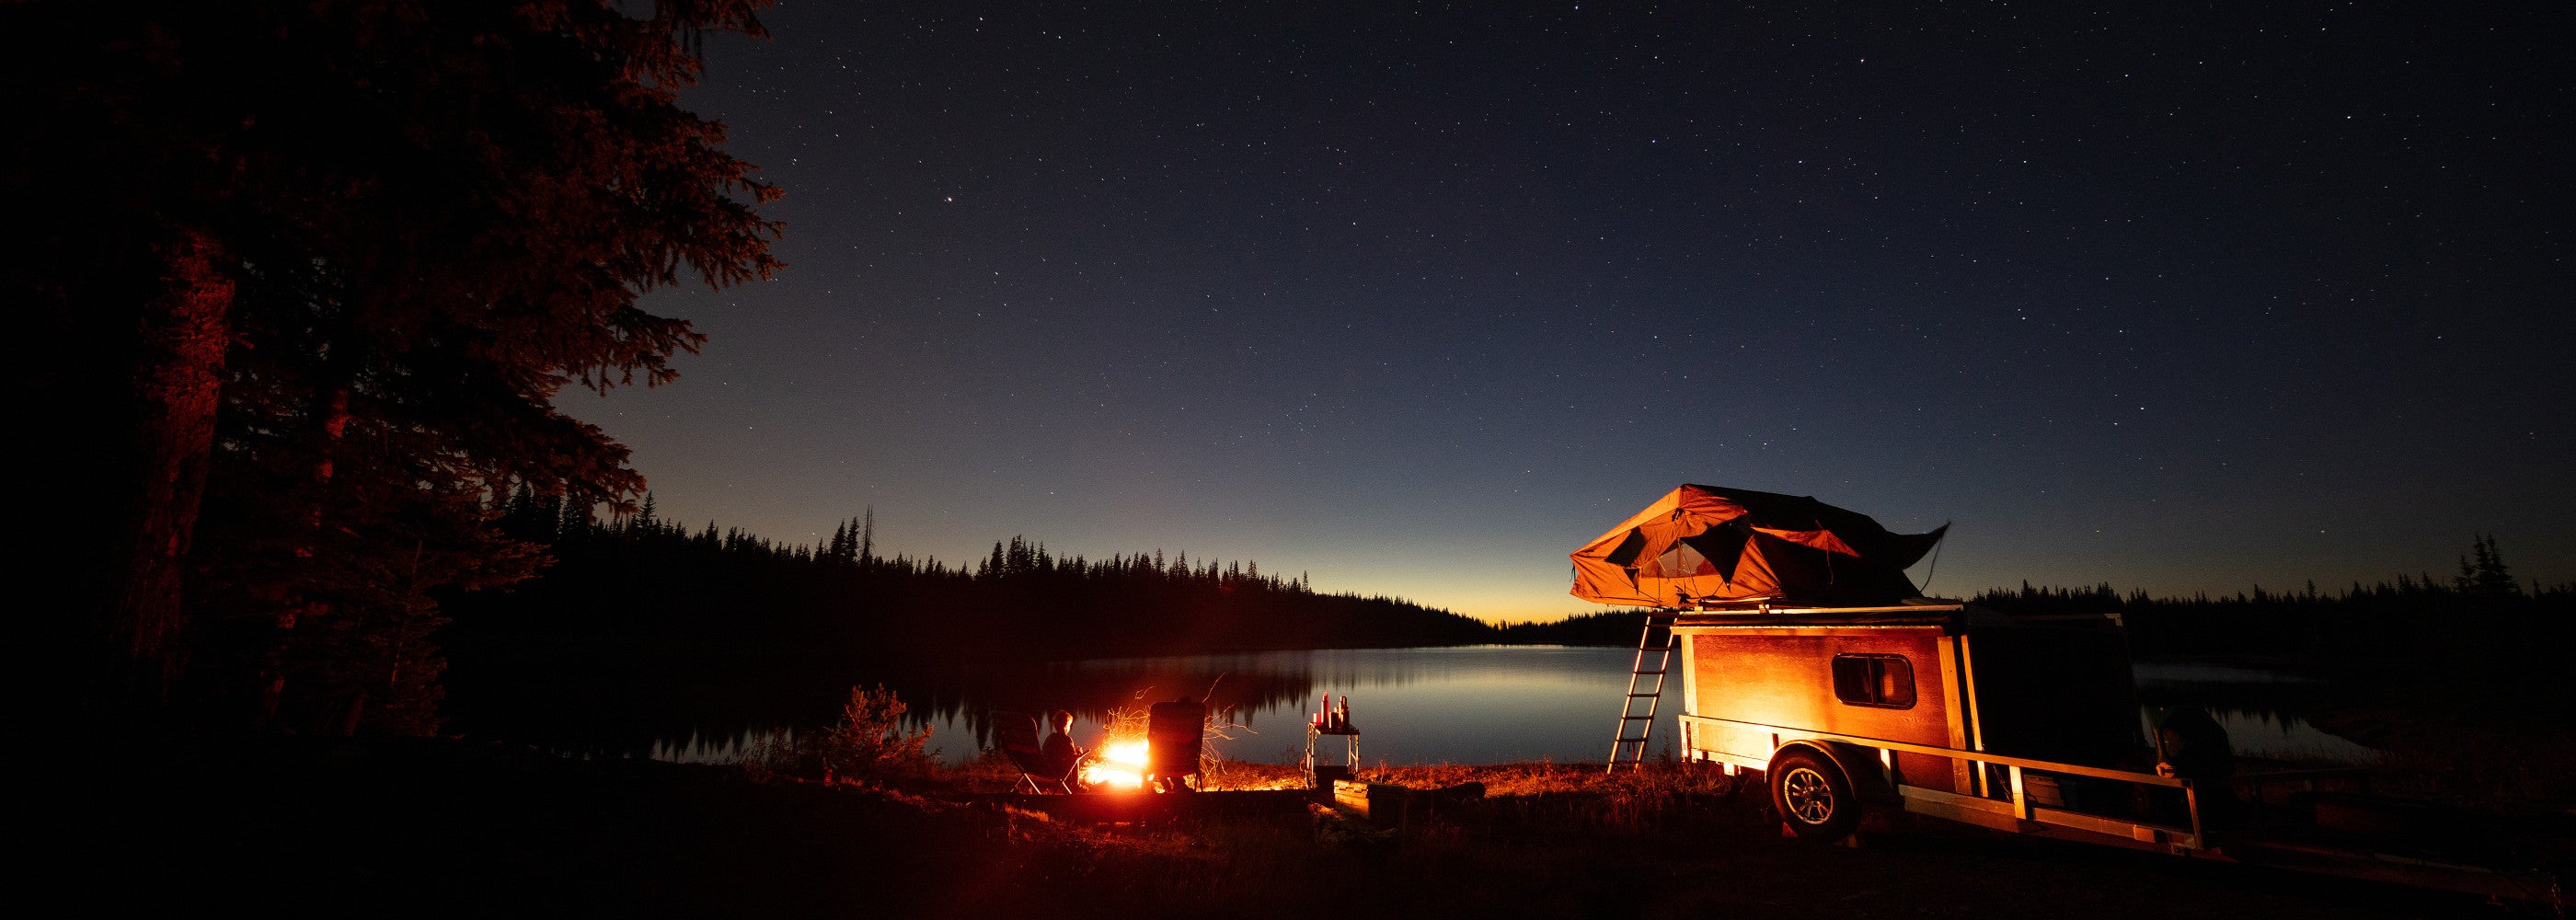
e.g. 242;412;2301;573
1674;596;1967;615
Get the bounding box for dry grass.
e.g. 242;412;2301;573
755;688;2559;916
101;733;2496;920
2312;706;2576;808
851;753;2486;919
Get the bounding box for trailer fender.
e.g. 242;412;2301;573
1773;741;1899;806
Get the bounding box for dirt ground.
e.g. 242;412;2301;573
50;737;2550;918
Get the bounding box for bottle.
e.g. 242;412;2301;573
1336;695;1349;731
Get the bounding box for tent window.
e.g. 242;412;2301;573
1831;654;1915;709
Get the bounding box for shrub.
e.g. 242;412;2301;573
822;684;936;782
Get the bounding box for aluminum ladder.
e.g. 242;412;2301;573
1606;609;1679;773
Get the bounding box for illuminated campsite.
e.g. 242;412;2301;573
31;1;2569;915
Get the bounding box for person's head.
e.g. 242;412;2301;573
1050;709;1074;733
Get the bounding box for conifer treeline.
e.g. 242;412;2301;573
1971;542;2571;661
1491;609;1658;646
437;489;1514;746
1968;557;2555;654
1485;537;2572;656
443;491;1497;692
1971;540;2574;719
439;492;1499;741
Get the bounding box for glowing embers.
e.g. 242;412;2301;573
1079;739;1150;789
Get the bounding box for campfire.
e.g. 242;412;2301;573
1080;738;1151;789
1068;693;1230;792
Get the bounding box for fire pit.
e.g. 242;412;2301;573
1077;698;1207;792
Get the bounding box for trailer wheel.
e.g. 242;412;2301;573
1770;750;1859;842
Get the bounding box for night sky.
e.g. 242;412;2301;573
590;2;2572;621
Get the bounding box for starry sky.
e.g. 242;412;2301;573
589;2;2572;622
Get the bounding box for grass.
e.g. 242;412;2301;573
2309;705;2576;809
711;681;2569;916
72;730;2539;918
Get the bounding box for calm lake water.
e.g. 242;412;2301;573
647;646;2380;769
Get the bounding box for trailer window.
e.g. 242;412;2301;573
1832;654;1915;709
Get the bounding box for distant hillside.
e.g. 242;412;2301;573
1491;609;1651;646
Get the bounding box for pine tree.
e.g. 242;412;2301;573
22;0;783;726
2469;535;2520;598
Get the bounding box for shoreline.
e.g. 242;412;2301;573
56;733;2547;917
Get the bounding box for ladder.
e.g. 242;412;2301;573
1607;609;1680;773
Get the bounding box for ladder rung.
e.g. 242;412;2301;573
1626;693;1660;697
1616;736;1650;743
1632;670;1664;675
1620;715;1653;720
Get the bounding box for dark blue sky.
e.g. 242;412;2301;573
590;2;2572;620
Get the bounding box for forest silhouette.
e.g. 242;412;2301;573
437;492;1498;746
438;490;2573;753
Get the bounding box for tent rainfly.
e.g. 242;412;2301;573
1570;485;1948;608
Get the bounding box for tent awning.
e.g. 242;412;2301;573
1570;485;1945;608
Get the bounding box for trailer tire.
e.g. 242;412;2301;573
1770;750;1859;843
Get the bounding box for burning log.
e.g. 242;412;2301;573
1079;739;1151;790
1076;701;1155;790
1073;690;1229;792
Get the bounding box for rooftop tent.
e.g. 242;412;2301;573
1570;485;1948;607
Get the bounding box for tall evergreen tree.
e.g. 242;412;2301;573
18;0;782;727
2467;535;2521;598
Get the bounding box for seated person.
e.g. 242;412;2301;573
2150;707;2241;829
1041;709;1087;786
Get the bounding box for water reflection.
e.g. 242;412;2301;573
627;647;2380;769
651;728;795;765
2133;662;2378;765
2204;709;2379;765
1007;646;1660;766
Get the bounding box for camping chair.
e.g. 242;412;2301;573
995;711;1075;793
1146;700;1206;792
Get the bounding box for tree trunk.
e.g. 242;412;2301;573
107;227;235;687
259;383;351;730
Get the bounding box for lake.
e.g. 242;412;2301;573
646;646;2380;769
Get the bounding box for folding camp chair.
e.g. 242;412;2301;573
996;711;1076;793
1146;700;1206;792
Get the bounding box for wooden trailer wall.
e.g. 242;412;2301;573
1680;625;1969;793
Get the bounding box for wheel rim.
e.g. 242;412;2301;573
1782;766;1835;824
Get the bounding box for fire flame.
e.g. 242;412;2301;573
1079;739;1150;790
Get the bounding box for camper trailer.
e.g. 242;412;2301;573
1665;601;2214;852
1559;483;2219;849
1570;488;2557;902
